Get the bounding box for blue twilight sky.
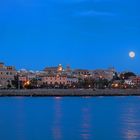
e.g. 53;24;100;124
0;0;140;73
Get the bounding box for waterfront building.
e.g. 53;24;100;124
92;68;116;80
67;76;78;86
19;75;27;83
0;62;16;88
44;64;63;74
18;69;36;83
73;69;91;79
65;65;73;75
132;77;140;85
124;79;135;86
42;64;78;87
0;62;124;89
18;69;28;83
41;73;78;87
41;74;67;85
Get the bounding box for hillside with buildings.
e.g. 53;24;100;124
0;62;140;90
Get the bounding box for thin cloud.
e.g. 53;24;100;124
47;0;116;4
75;10;116;17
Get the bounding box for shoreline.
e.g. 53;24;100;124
0;89;140;97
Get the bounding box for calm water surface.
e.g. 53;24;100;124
0;96;140;140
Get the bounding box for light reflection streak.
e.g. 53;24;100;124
15;99;26;140
52;98;62;140
121;103;140;140
81;105;92;140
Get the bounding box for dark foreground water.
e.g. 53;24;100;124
0;97;140;140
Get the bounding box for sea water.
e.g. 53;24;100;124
0;96;140;140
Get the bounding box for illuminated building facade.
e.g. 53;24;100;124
0;62;16;88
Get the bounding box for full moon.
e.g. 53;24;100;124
129;51;135;58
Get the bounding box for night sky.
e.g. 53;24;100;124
0;0;140;73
